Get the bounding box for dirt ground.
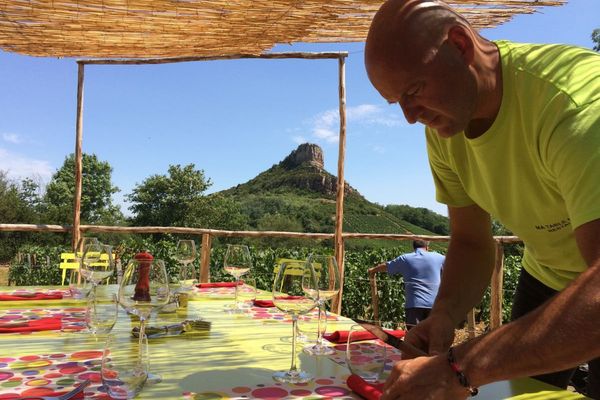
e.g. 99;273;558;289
453;322;488;345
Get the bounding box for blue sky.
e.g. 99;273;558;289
0;0;598;218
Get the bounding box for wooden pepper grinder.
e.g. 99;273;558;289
133;251;153;301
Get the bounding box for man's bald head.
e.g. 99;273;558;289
365;0;470;79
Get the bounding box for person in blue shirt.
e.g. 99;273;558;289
368;240;445;329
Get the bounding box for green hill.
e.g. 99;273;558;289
217;144;447;249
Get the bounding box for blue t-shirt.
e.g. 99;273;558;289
386;249;445;308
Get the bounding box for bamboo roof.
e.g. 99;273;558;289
0;0;565;59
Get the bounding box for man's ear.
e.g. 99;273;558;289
447;25;474;65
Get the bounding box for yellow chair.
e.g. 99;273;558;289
59;252;81;286
59;252;112;285
273;258;306;276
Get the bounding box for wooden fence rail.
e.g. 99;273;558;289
0;223;521;330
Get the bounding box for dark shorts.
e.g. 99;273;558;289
511;268;600;399
405;307;431;330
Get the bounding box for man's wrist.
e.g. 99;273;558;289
447;347;479;396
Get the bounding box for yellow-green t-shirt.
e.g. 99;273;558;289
426;40;600;290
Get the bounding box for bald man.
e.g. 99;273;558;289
365;0;600;399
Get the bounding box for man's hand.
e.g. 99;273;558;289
404;310;456;356
381;354;470;400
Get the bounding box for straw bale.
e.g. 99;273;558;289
0;0;565;58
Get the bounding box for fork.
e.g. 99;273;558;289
20;379;91;400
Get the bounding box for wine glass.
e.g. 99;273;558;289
175;240;197;293
74;236;100;285
303;254;340;356
80;243;115;299
223;244;252;312
272;261;318;383
77;236;99;253
102;333;149;399
346;324;386;382
86;293;118;334
118;256;169;383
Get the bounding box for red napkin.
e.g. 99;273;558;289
0;293;63;301
0;317;62;333
324;329;405;344
253;299;276;307
196;282;241;288
253;296;306;308
347;374;384;400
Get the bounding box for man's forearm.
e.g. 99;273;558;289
457;259;600;386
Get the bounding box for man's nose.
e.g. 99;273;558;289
399;100;421;124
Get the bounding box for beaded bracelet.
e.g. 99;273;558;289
447;347;479;396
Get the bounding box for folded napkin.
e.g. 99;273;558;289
196;282;241;288
0;317;62;333
253;296;306;308
324;329;405;344
347;374;384;400
253;299;276;308
0;292;63;301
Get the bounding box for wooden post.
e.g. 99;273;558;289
369;272;380;322
200;233;212;283
490;240;505;329
467;308;476;339
332;55;347;314
72;63;85;251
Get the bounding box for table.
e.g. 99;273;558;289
0;285;589;399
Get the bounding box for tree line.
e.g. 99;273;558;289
0;153;247;261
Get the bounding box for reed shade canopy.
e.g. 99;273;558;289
0;0;565;58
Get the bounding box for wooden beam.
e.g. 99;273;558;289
0;224;70;232
78;225;334;238
332;56;347;314
77;52;348;65
72;63;85;251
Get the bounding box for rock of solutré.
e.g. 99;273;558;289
280;143;324;171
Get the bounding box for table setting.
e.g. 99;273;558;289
0;243;590;399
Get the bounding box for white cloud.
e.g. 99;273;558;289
0;148;54;182
313;128;338;143
371;145;386;154
2;132;22;144
347;104;404;127
304;104;404;146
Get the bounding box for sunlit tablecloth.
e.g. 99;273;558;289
0;285;588;399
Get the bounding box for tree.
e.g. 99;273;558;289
19;177;43;215
593;28;600;52
0;171;30;223
0;171;42;260
43;153;123;224
127;164;247;230
384;204;449;235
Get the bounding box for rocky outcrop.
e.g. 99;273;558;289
280;143;324;170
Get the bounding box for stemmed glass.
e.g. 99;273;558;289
102;333;148;399
86;293;118;334
118;256;169;384
303;254;340;356
80;243;115;299
223;244;252;312
272;261;318;383
74;236;100;286
77;236;99;253
175;240;197;293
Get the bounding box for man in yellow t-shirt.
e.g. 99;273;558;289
364;0;600;399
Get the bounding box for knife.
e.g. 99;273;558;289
353;318;427;358
0;320;30;328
